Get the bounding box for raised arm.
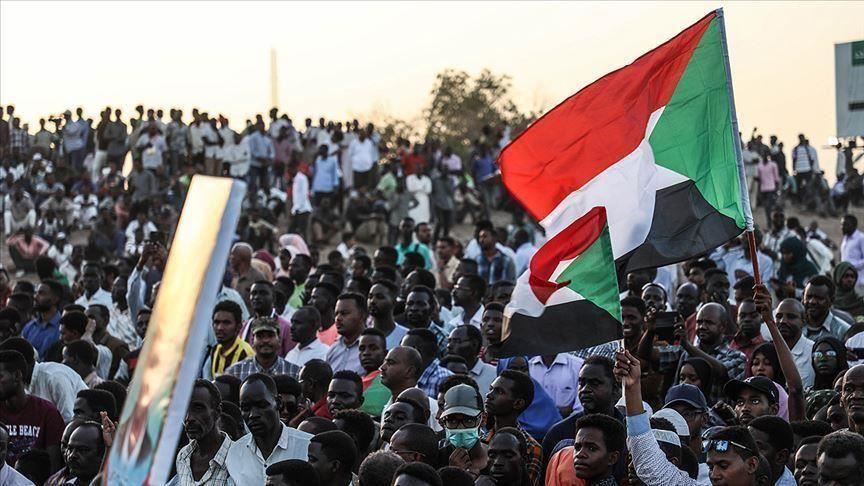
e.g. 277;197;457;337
754;284;804;421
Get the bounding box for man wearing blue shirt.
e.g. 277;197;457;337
22;280;64;361
311;145;340;206
247;120;275;190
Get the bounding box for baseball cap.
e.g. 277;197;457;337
440;384;482;418
652;408;690;437
664;384;708;411
723;376;779;404
251;317;280;336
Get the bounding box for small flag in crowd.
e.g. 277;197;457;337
496;9;752;357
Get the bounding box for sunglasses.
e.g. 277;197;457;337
703;439;754;455
813;350;838;360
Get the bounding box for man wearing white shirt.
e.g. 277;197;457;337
289;162;312;239
74;263;113;309
445;326;496;395
226;374;312;485
135;125;168;171
285;307;329;368
446;275;485;335
46;232;73;268
841;214;864;289
528;354;584;418
347;131;375;190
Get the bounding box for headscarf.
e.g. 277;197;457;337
253;250;276;272
811;336;849;390
496;357;561;441
278;233;310;256
745;342;786;387
832;262;864;316
777;237;819;288
679;357;715;404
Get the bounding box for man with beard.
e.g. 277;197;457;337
367;281;409;349
285;306;329;368
326;370;364;417
174;380;233;485
541;356;622;465
227;374;313;485
482;429;531;486
402;286;448;358
641;284;667;313
446;325;496;396
241;281;296;356
724;376;780;426
63;421;105;486
325;293;367;375
224;318;300;382
288;254;313;309
816;431;864;486
446;275;486;334
22;279;64;361
730;299;765;361
358;328;391;417
840;365;864;436
309;283;340;346
661;303;746;385
379;399;427;447
0;350;64;470
801;276;849;341
773;298;815;388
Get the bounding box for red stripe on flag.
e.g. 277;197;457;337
529;206;606;304
499;11;716;221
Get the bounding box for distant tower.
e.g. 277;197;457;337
270;48;279;109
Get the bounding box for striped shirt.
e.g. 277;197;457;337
211;338;254;377
224;356;300;382
172;432;235;486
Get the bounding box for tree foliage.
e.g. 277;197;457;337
423;68;537;158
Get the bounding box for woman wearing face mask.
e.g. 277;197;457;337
439;383;488;477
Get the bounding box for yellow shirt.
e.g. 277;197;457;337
211;337;255;376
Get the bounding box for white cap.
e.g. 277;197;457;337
651;408;690;437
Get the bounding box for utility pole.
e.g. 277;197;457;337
270;48;279;109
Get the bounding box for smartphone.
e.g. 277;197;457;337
655;311;679;343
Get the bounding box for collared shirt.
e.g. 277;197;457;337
841;229;864;285
626;411;698;486
22;311;61;361
247;131;275;166
312;155;340;193
789;335;816;388
292;172;312;214
775;466;796;486
469;359;498;396
347;138;375;172
475;251;516;284
0;463;35;486
395;241;433;270
382;323;409;350
763;227;793;258
417;359;454;397
226;425;312;485
482;424;543;486
659;340;746;381
792;144;819;173
108;305;141;350
803;311;850;341
211;338;255;377
729;334;766;362
445;305;484;336
174;432;234;486
529;354;584;411
285;339;329;368
224;356;300;382
29;361;88;423
326;336;364;374
74;288;113;309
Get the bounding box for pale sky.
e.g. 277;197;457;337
1;1;862;179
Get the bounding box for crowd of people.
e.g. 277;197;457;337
1;103;864;486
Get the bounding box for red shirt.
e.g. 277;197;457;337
317;325;339;346
312;396;332;419
0;395;64;465
401;153;427;176
730;334;766;361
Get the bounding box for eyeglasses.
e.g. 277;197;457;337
441;414;481;429
813;350;838;360
384;443;425;460
703;439;754;455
